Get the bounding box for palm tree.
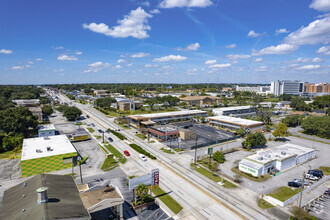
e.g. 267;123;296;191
135;183;148;205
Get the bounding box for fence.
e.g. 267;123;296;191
263;175;330;207
191;135;241;149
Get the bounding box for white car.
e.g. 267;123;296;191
139;154;147;161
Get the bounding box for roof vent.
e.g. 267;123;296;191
36;149;42;153
37;187;48;204
23;182;27;187
258;156;263;160
44;137;50;140
46;147;53;151
281;151;286;155
265;154;271;158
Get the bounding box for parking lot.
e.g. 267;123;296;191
164;121;236;150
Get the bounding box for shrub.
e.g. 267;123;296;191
129;143;157;160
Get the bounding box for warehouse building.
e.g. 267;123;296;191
212;106;257;118
21;135;78;177
127;110;208;128
179;96;221;107
38;124;56;137
239;144;316;177
208;115;263;133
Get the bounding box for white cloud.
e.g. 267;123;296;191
117;59;126;63
153;55;187;62
150;9;160;14
54;46;64;50
290;63;299;67
285;15;330;45
127;63;133;67
297;65;320;70
53;68;64;72
226;54;251;60
247;30;261;37
159;0;213;8
252;44;297;56
11;66;24;70
312;57;323;62
114;65;122;69
28;61;34;64
178;42;200;51
0;49;13;54
35;58;42;61
83;7;152;39
294;57;309;62
145;64;152;67
255;66;268;72
205;60;216;65
130;52;150;58
57;54;78;61
75;51;82;55
317;46;330;55
254;58;263;62
209;63;231;68
142;1;150;7
310;0;330;12
225;44;236;48
83;62;110;73
275;28;289;35
186;68;198;75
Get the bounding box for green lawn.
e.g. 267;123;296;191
95;135;102;139
87;127;95;133
0;149;22;159
258;199;274;209
231;167;272;182
104;144;127;164
173;148;184;152
268;186;300;202
191;163;237;188
98;144;108;154
101;157;117;169
160;148;174;154
152;186;183;215
148;140;156;143
114;121;131;129
319;166;330;175
136;133;146;140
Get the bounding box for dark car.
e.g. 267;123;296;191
325;190;330;195
288;181;302;188
307;170;323;178
86;115;89;118
98;129;102;133
108;137;113;142
105;130;110;133
124;150;130;156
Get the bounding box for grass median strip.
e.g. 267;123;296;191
152;186;183;215
258;199;274;209
268;186;300;202
136;133;146;140
104;144;127;164
101;157;117;170
191;163;237;188
129;143;157;160
87;127;95;133
160;147;174;154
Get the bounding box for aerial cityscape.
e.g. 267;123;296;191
0;0;329;220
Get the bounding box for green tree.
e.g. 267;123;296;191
212;151;225;163
63;106;82;121
2;134;24;152
42;105;53;117
272;122;288;140
237;127;245;137
301;116;330;138
95;97;116;110
282;115;304;127
135;183;148;205
242;132;267;150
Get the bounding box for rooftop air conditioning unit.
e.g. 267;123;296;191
258;156;263;160
281;151;286;155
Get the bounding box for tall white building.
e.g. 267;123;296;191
270;80;304;96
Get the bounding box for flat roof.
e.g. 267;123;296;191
180;96;221;101
208;115;263;126
151;125;178;133
21;135;77;161
128;110;207;120
246;143;315;164
38;124;56;131
80;186;123;209
213;106;253;112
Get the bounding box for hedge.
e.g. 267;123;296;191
108;129;126;140
129;143;157;160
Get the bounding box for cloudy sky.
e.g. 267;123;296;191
1;0;330;84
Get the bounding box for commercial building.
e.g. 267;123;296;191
271;80;304;96
235;85;270;94
147;125;180;142
12;99;39;107
304;83;330;93
38;124;56;137
179;96;221;107
21;135;78;177
239;144;316;177
93;90;108;97
208;116;263;133
0;174;90;220
28;106;43;121
116;99;143;111
212;106;257;118
127;110;208;128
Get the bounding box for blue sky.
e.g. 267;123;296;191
1;0;329;84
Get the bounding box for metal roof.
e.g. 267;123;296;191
128;110;207;120
208;115;263;126
38;124;56;131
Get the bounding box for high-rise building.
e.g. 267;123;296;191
270;80;304;96
304;83;330;93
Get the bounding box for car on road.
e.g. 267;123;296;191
107;137;113;142
86;115;89;118
139;154;147;161
91;123;95;127
105;130;110;133
324;189;330;195
124;150;130;156
288;181;302;188
98;129;102;133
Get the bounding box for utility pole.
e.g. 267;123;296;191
194;137;198;165
298;171;305;214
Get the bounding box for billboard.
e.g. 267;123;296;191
129;169;159;190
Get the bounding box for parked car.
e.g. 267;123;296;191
305;173;319;181
139;154;147;161
105;130;110;133
86;115;89;118
98;129;102;133
293;179;311;186
91;123;95;127
324;189;330;195
288;181;302;188
124;150;130;156
307;170;323;178
107;137;113;142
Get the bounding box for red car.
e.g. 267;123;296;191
124;150;130;156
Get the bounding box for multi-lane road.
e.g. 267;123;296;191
54;92;276;220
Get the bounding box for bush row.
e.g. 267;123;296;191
108;129;126;140
129;143;157;160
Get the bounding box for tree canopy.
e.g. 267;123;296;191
272;122;288;139
301;116;330;138
241;132;267;150
281;115;305;127
42;105;53;117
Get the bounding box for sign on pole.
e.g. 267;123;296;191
178;137;181;143
129;169;160;190
151;169;159;186
208;147;213;155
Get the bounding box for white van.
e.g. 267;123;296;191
139;154;147;161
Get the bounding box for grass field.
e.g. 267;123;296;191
152;186;183;215
258;199;274;209
0;149;22;159
268;186;300;202
104;144;127;164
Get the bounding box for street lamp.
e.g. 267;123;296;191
194;137;198;165
77;156;83;184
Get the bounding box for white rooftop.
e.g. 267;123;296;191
208;115;263;126
129;110;207;119
21;135;77;161
213;106;253;112
38;124;56;131
246;143;315;164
